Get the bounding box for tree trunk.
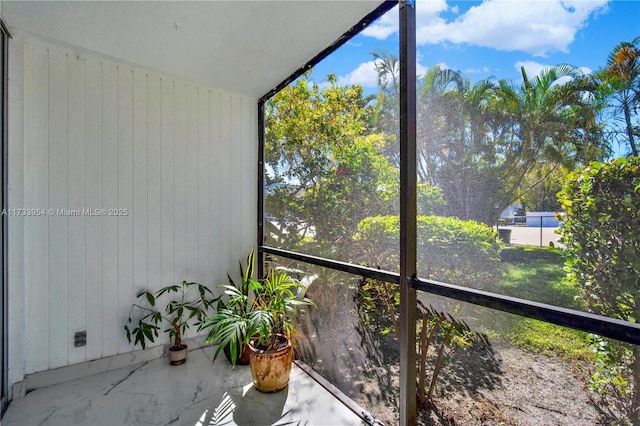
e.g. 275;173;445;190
417;311;429;404
427;320;455;402
173;324;182;349
623;101;638;157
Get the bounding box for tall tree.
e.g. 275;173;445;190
264;74;397;255
371;50;401;164
410;64;603;225
416;66;499;223
487;65;605;220
598;37;640;157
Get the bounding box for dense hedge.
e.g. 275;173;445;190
558;157;640;320
558;157;640;423
354;215;502;289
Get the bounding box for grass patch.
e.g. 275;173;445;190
507;318;593;361
496;246;584;310
485;246;592;360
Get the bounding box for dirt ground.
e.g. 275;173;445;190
297;283;603;426
353;342;600;425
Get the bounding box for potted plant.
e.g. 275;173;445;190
247;269;315;392
201;248;262;366
124;280;218;365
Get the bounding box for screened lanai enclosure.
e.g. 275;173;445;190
1;0;640;425
259;1;640;424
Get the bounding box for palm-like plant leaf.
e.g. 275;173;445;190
199;250;315;362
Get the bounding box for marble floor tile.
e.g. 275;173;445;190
2;346;369;426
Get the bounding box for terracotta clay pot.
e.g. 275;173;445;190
169;344;188;365
223;342;251;365
248;335;293;392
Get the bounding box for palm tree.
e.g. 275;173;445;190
599;37;640;156
371;50;401;164
413;64;602;225
371;54;604;225
417;66;505;224
416;65;466;184
489;64;604;214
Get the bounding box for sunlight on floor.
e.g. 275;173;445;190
2;345;368;426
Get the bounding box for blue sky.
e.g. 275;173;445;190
312;0;639;93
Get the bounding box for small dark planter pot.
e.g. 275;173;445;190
223;342;251;365
169;344;188;365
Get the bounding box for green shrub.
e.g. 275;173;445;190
558;156;640;424
354;215;502;289
354;214;501;406
558;157;640;321
417;183;447;216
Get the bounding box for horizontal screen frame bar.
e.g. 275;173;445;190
260;245;640;345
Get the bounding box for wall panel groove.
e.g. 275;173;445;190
18;38;257;374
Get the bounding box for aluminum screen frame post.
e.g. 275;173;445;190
398;0;417;424
257;100;266;279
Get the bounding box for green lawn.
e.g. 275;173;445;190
487;246;593;361
497;246;582;309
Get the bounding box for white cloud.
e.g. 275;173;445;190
338;60;380;88
338;58;431;89
363;0;610;57
363;1;450;41
580;66;593;76
515;60;549;79
464;66;491;74
416;61;429;77
361;8;398;40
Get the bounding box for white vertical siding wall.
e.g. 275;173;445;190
13;38;257;376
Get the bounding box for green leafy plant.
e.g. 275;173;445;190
559;157;640;321
587;334;632;424
558;157;640;423
416;301;475;406
124;280;218;350
250;269;315;352
264;74;398;253
354;214;500;407
354;277;478;407
201;249;315;364
202;248;266;365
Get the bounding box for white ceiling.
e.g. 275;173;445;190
2;0;388;99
